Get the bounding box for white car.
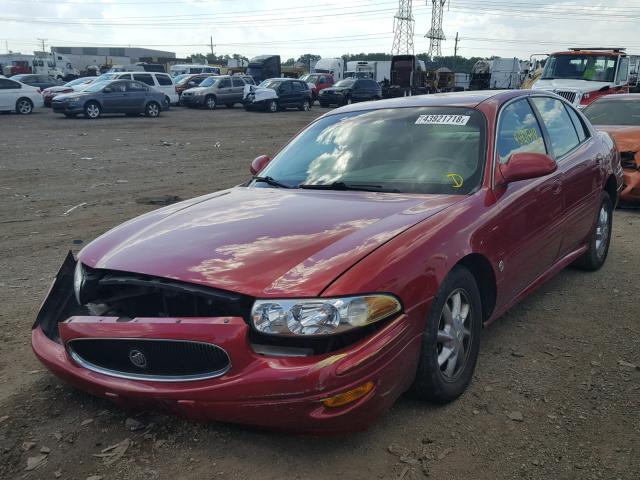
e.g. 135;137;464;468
111;72;178;106
0;77;44;114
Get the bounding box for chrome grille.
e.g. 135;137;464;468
68;338;231;381
555;90;577;103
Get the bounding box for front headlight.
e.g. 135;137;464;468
251;295;401;336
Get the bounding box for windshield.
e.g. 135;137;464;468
301;74;319;82
542;54;618;82
65;78;89;87
94;73;116;83
334;79;355;88
259;107;486;195
259;79;283;90
583;99;640;125
174;74;190;83
83;81;109;93
200;76;217;87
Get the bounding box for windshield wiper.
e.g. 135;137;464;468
252;176;293;189
298;181;399;193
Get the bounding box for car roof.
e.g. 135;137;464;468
327;90;540;114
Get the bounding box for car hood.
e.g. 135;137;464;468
183;86;207;94
323;87;348;94
243;84;278;102
532;79;612;92
594;125;640;154
43;86;68;94
79;187;460;297
53;91;89;100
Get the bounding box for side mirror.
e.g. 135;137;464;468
103;87;113;93
498;152;557;184
250;155;271;176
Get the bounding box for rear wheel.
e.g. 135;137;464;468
205;95;216;110
83;101;101;119
573;192;613;270
163;96;171;110
410;266;482;403
145;101;161;118
266;100;278;113
16;98;33;114
299;99;311;111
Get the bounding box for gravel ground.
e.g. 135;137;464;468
0;106;638;480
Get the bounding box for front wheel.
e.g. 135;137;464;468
266;100;278;113
573;192;613;270
16;98;33;114
145;101;161;118
204;95;216;110
410;266;482;403
83;101;101;119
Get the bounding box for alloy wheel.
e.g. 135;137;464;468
437;288;473;381
86;104;100;118
17;99;32;114
147;103;160;117
206;96;216;109
268;101;277;112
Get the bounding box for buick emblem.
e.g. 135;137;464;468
128;349;147;369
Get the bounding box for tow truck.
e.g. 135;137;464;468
531;47;630;107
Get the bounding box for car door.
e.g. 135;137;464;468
100;81;129;112
154;73;175;101
0;78;20;109
215;77;232;103
277;81;295;107
530;96;599;255
230;76;245;104
488;97;565;302
125;80;149;112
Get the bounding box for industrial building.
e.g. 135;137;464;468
50;46;176;73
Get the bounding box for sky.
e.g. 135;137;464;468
1;0;639;61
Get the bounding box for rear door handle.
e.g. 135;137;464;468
552;179;562;195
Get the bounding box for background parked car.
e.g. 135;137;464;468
10;74;64;91
583;94;640;204
180;74;253;109
42;77;95;107
243;78;312;112
319;78;382;107
300;73;334;101
174;73;218;97
110;72;178;106
52;79;165;119
0;77;44;114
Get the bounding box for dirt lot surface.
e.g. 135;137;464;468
1;106;638;480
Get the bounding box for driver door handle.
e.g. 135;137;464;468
551;179;562;195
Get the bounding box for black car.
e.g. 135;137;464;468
10;74;63;90
243;78;312;112
52;79;166;119
319;78;382;107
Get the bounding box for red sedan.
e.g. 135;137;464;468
32;90;621;434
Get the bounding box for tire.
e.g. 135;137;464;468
83;101;101;119
344;95;353;106
16;98;33;114
145;101;161;118
299;99;311;111
573;192;613;270
410;265;482;403
266;100;278;113
163;96;171;111
204;95;216;110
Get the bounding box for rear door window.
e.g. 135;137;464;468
496;99;547;164
565;105;589;142
531;97;580;158
231;77;244;87
217;78;231;88
133;74;155;86
156;74;173;86
0;79;20;89
127;81;148;92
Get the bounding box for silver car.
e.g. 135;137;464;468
179;75;254;109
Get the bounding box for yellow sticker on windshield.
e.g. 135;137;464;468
447;173;464;188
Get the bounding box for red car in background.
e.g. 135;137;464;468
300;73;334;101
174;73;217;97
41;77;95;107
32;90;621;434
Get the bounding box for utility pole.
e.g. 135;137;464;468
454;32;459;58
210;36;215;59
37;38;47;52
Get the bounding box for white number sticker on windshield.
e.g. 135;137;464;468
415;114;471;126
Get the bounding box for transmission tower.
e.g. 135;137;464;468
426;0;447;58
391;0;415;55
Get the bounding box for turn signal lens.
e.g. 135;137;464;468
322;381;375;408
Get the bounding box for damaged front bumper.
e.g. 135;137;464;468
31;254;423;434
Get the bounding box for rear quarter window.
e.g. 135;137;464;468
156;74;173;86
